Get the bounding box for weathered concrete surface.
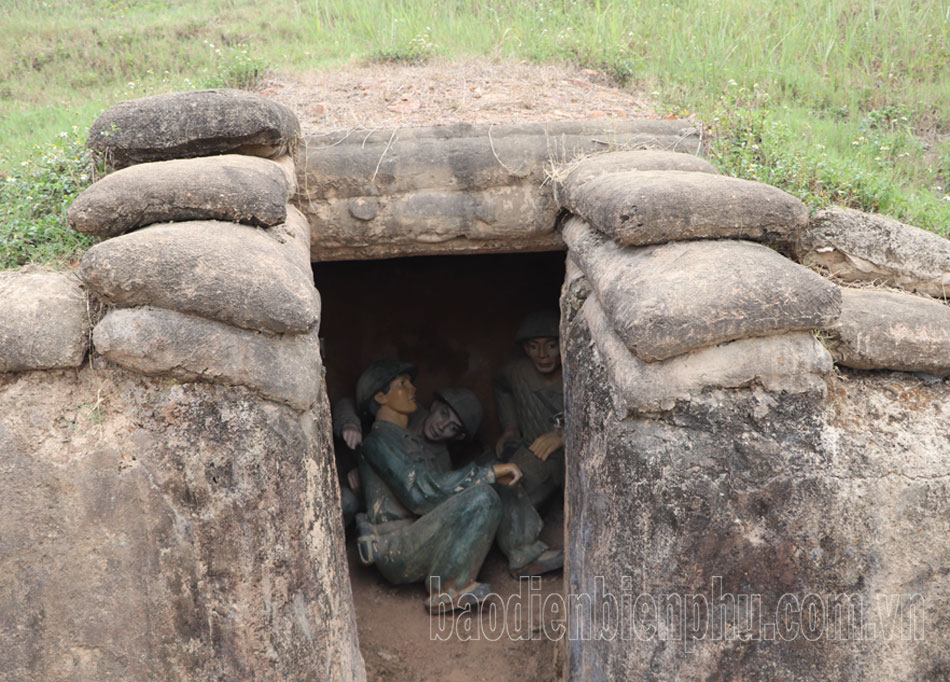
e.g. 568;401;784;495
79;221;320;334
555;149;719;191
560;169;808;246
826;287;950;376
298;120;700;260
306;185;557;259
299;120;701;197
563;217;841;361
584;294;832;413
561;284;950;681
795;207;950;298
68;155;290;237
88;89;300;169
0;366;365;681
93;307;322;410
0;267;89;372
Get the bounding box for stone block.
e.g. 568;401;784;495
298;120;701;259
305;185;556;260
298;120;701;198
561;291;950;681
0;366;364;680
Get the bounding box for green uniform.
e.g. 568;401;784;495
360;419;501;594
492;356;564;569
333;396;450;521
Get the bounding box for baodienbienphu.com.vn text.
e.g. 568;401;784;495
430;576;925;648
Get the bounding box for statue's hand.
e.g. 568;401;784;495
529;431;563;462
342;424;363;449
346;467;361;493
492;462;523;488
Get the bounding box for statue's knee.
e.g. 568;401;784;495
467;484;502;522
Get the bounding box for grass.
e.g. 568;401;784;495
0;130;99;269
1;0;948;267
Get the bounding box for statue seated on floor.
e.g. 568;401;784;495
332;362;486;528
353;360;523;612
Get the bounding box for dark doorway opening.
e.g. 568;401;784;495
314;251;566;449
313;251;567;681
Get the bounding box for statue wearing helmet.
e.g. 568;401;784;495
352;360;523;612
492;310;565;577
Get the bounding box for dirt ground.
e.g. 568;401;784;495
348;503;567;682
260;59;658;682
262;57;659;135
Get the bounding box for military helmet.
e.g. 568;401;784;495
355;359;418;416
515;309;560;343
433;387;483;439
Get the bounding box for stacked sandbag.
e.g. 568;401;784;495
795;207;950;375
557;152;806;246
561;210;839;415
0;267;90;372
88;89;300;168
796;207;950;298
297;120;702;260
68;154;294;237
72;90;320;411
560;151;950;385
826;287;950;376
558;149;950;681
41;90;367;681
564;218;839;360
558;152;838;416
581;286;833;412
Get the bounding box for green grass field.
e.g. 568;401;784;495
2;0;948;268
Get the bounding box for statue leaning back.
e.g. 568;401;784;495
353;360;523;612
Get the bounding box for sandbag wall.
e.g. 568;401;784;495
557;152;950;680
0;90;364;681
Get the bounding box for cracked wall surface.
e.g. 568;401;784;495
560;303;950;681
0;366;363;681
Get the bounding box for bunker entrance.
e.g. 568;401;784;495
313;251;566;680
314;251;567;451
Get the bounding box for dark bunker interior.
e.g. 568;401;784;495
313;250;567;465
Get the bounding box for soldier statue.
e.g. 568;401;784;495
492;310;565;576
353;360;523;612
333;366;485;528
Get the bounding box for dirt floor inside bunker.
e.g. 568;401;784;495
265;60;663;681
